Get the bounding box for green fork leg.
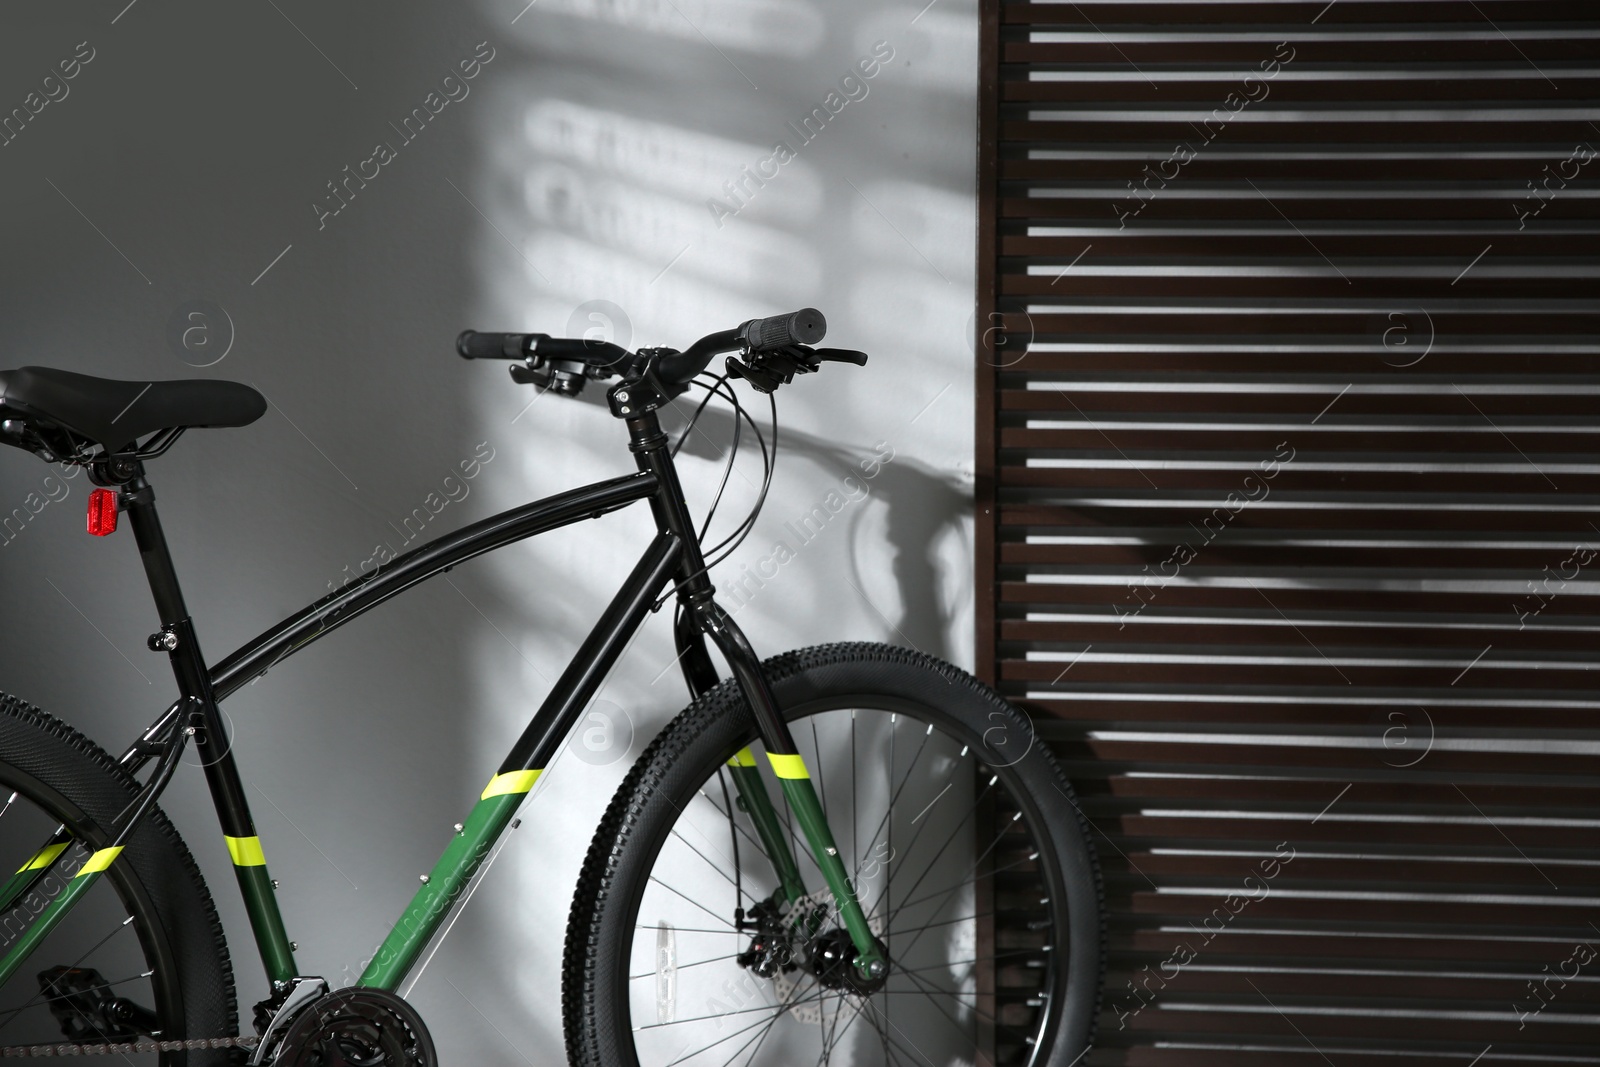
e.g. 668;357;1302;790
725;749;807;904
770;761;887;978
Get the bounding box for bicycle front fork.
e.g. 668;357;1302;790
675;596;888;983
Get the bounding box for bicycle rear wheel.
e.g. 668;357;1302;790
0;692;236;1063
563;642;1103;1067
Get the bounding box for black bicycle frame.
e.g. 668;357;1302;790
0;406;883;1012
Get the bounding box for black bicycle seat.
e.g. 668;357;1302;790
0;367;265;453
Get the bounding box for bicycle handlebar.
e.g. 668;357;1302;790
457;307;831;394
456;330;533;361
456;331;632;368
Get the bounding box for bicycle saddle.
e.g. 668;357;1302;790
0;366;265;454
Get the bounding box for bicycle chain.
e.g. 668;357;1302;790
0;1034;260;1057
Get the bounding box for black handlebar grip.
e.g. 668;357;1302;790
456;330;535;360
738;308;826;353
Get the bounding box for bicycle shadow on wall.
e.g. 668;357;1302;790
661;402;974;665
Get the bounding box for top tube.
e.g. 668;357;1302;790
208;470;657;701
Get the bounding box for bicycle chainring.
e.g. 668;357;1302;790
270;988;436;1067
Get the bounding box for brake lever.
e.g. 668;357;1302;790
813;348;869;366
726;344;869;393
509;357;587;397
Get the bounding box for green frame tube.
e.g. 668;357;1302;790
0;847;121;989
228;838;297;986
0;833;70;918
356;771;536;991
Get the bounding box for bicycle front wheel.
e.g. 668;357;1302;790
563;642;1103;1067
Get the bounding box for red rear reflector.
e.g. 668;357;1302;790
87;488;118;536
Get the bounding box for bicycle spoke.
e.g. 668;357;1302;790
695;788;785;884
897;961;1049;1048
819;986;872;1066
861;997;941;1067
0;966;150;1024
0;913;138;1037
670;829;763;907
860;1001;897;1067
890;966;979;1048
715;1009;779;1067
888;815;1026;966
637;924;743;937
638;984;826;1033
865;752;977;919
891;948;1046;979
871;774;999;924
629;952;741;981
649;876;740;931
888;852;1036;925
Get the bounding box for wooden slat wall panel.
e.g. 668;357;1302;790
975;1;1600;1063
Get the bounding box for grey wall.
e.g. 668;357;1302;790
0;0;975;1058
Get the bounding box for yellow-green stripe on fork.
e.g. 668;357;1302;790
766;753;809;779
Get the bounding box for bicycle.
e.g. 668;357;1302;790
0;307;1103;1065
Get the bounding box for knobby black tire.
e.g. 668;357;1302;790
563;642;1105;1067
0;692;236;1065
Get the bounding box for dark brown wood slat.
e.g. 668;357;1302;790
1007;77;1600;102
1102;965;1600;1003
1113;927;1600;965
1002;237;1600;259
1093;1055;1565;1067
1112;1006;1576;1045
1005;615;1600;649
1006;157;1600;181
1063;734;1600;772
1001;581;1598;617
1002;542;1600;569
998;504;1600;533
1119;892;1593;927
1102;852;1600;886
1001;274;1600;300
998;354;1600;375
998;310;1600;338
999;388;1600;417
1002;193;1600;220
1005;40;1600;64
1002;429;1600;455
1025;697;1600;727
1000;1;1600;24
999;467;1600;493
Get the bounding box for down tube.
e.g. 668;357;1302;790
356;532;682;991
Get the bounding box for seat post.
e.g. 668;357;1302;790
120;471;190;629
